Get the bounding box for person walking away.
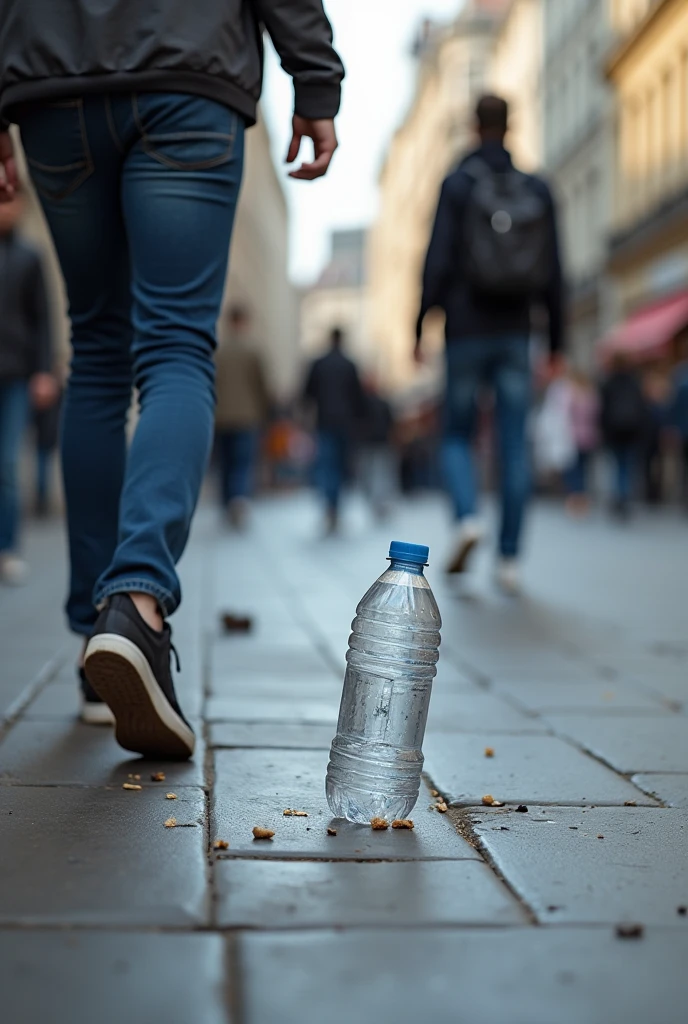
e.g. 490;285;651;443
0;0;343;751
0;188;57;583
359;381;395;521
642;367;671;506
600;355;647;519
303;327;365;534
670;354;688;510
562;369;599;515
215;305;270;529
415;95;564;594
33;383;63;516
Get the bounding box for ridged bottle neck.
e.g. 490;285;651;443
388;559;425;576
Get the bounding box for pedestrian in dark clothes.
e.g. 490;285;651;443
600;355;648;519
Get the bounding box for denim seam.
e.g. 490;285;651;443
26;98;95;201
104;95;125;154
131;94;238;171
94;578;176;617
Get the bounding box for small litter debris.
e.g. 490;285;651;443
392;819;414;830
481;795;503;807
213;839;229;850
164;818;177;828
327;827;337;836
484;747;495;758
624;801;637;807
165;793;177;800
435;801;448;813
597;834;605;839
122;783;142;791
569;826;578;830
499;826;509;831
252;826;275;840
516;805;529;813
370;817;389;830
547;905;560;912
616;923;644;940
220;612;253;634
283;809;308;817
430;789;439;797
128;773;141;781
151;772;166;782
677;906;687;916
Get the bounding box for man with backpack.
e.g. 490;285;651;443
415;94;564;593
0;0;343;755
600;355;648;519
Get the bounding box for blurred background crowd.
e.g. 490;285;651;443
2;0;688;583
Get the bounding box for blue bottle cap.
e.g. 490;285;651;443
388;540;429;566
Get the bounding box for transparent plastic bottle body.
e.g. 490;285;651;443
326;555;441;824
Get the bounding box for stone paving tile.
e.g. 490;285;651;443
498;679;663;713
544;714;688;773
209;676;341;701
240;927;688;1024
0;786;207;925
632;774;688;808
212;749;477;860
209;722;334;750
1;931;229;1024
424;732;654;806
427;691;546;733
0;719;205;786
207;696;338;724
24;681;204;720
211;644;337;681
470;806;688;925
215;858;526;928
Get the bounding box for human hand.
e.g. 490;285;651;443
0;131;19;203
30;373;59;411
286;117;338;180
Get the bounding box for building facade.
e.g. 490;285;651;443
606;0;688;321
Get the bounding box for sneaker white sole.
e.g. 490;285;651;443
446;535;481;574
80;701;116;726
84;633;195;759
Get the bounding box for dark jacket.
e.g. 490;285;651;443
0;231;52;382
304;348;365;437
600;370;648;445
0;0;344;129
418;141;564;353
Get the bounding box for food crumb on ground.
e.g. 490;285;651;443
327;827;337;836
624;800;637;806
165;793;177;800
516;805;529;813
283;809;308;817
128;773;141;781
482;795;496;806
616;923;644;939
213;839;229;850
252;826;275;840
122;782;142;791
436;801;448;813
370;817;389;830
597;834;605;839
164;818;177;828
430;789;439;797
151;772;166;782
392;819;414;829
484;747;495;758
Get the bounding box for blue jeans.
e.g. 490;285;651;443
611;445;635;504
316;431;348;512
565;450;590;496
443;336;531;558
0;381;30;553
19;94;245;634
217;429;259;505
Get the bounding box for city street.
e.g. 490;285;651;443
2;492;688;1023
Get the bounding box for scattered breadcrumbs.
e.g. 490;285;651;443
128;773;141;781
616;923;644;939
252;826;275;840
484;747;495;758
430;789;439;798
164;818;177;828
165;793;177;800
370;817;389;830
435;801;448;813
327;827;337;836
283;809;308;817
597;834;605;839
624;801;637;807
122;782;142;791
151;772;166;782
482;794;504;806
392;819;414;830
213;839;230;850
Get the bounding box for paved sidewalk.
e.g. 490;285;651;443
1;494;688;1023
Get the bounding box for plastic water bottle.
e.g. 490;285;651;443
326;540;442;824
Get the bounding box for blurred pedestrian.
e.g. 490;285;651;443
33;385;63;517
0;0;343;748
0;188;57;584
416;95;564;594
670;355;688;510
600;355;647;519
561;368;599;515
303;327;366;534
215;305;270;529
359;381;396;521
642;367;671;506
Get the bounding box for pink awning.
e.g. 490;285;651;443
599;290;688;361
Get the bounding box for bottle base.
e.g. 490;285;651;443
326;777;419;825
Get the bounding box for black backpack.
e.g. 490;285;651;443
462;158;553;298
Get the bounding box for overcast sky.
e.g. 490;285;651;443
262;0;463;286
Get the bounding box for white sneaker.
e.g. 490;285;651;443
445;517;485;574
495;557;521;596
0;554;28;586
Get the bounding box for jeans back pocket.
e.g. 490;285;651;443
20;100;94;201
133;94;240;170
